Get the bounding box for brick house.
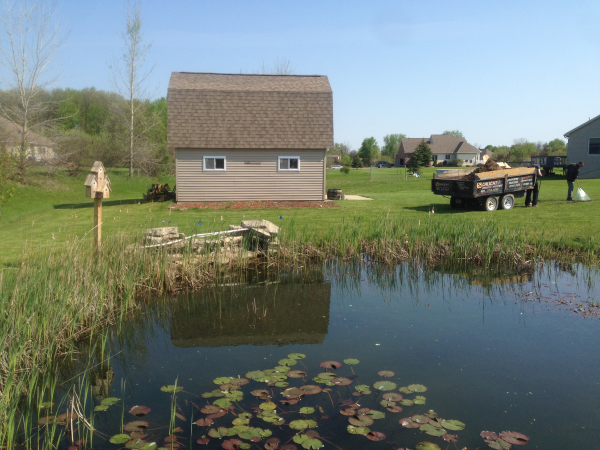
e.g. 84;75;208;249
168;72;334;202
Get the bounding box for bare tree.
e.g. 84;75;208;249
259;57;296;75
110;0;157;177
0;0;64;182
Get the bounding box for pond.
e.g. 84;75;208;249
40;261;600;450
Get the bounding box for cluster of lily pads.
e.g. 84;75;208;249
37;354;530;450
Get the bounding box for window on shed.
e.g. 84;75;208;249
445;154;451;159
590;138;600;155
279;157;300;171
204;156;226;171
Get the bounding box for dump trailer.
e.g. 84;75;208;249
431;167;537;211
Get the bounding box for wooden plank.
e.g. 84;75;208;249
474;167;535;180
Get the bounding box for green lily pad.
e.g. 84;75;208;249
39;402;53;409
259;402;277;411
383;393;403;401
412;415;430;423
202;389;225;398
274;381;289;388
293;434;309;444
380;400;395;407
274;366;291;373
415;443;441;450
348;416;374;427
214;377;233;385
101;397;120;406
343;358;359;365
125;439;147;449
246;371;265;379
378;370;394;377
408;384;427;393
300;407;315;414
38;416;55;425
441;420;465;431
373;381;397;391
290;420;309;430
399;386;413;394
486;440;512;450
317;372;337;380
420;424;447;436
94;404;109;412
213;398;232;408
288;353;306;360
225;391;243;401
366;410;385;420
347;425;371;435
278;358;297;367
139;444;157;450
306;420;317;428
355;384;371;394
302;438;323;449
160;385;182;393
400;399;415;406
109;434;131;444
414;395;426;405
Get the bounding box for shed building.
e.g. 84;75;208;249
168;72;334;202
564;114;600;179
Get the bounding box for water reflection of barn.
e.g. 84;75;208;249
170;281;331;347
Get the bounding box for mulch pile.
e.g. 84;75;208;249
460;159;501;180
169;201;339;211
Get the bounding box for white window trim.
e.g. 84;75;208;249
278;156;301;172
203;156;226;171
589;137;600;156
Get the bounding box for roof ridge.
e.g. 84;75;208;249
175;71;325;78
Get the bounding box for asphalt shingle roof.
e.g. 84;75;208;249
399;134;478;155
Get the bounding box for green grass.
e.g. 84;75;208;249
1;166;598;267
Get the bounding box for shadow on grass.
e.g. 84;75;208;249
53;198;144;209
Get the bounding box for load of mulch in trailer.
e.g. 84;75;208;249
460;160;502;180
169;201;339;211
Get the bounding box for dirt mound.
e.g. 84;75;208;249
460;160;501;180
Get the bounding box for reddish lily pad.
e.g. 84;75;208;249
222;439;243;449
206;409;227;419
340;408;356;416
287;370;307;378
366;431;386;441
38;416;55;426
281;446;298;450
383;392;403;401
196;418;213;426
129;432;148;440
499;431;529;445
387;405;403;413
400;418;420;428
280;398;299;405
197;438;210;445
283;388;305;398
129;406;151;416
265;437;281;450
56;412;78;425
251;389;270;398
201;405;222;414
378;370;394;377
481;431;499;441
320;361;342;369
123;421;149;432
443;434;458;442
230;378;249;386
412;415;430;424
415;443;441;450
333;377;352;386
348;416;374;427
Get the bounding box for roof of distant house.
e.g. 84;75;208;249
168;72;333;150
399;134;478;155
0;116;54;147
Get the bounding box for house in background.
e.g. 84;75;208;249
395;134;479;167
168;72;333;202
0;117;55;161
564;114;600;178
479;148;494;164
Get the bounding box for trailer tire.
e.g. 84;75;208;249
500;194;515;210
483;196;499;211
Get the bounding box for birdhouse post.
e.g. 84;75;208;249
84;161;111;250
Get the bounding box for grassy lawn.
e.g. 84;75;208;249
0;166;598;267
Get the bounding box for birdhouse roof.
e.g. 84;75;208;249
84;174;97;187
90;161;104;172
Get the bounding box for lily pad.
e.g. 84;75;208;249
287;370;307;378
94;405;109;412
222;439;243;450
290;420;309;430
278;359;297;367
302;438;323;449
161;385;183;393
283;388;305;399
399;386;413;394
354;384;371;394
274;366;291;373
213;398;232;408
246;371;265;380
251;389;270;398
499;431;529;445
109;434;131;444
201;405;222;414
412;415;430;424
348;416;374;427
415;443;441;450
408;384;427;393
414;395;426;405
38;416;55;425
288;353;306;360
380;400;395;407
347;425;371;435
293;434;309;444
124;421;149;432
259;402;277;411
274;382;289;388
125;439;147;449
129;405;151;416
442;434;458;442
225;391;243;401
420;424;447;436
387;405;403;413
373;381;397;391
441;420;465;431
333;377;352;386
56;412;78;425
400;418;421;429
316;372;337;380
366;431;386;441
383;392;403;401
197;438;210;445
486;439;512;450
300;385;321;395
400;399;414;406
378;370;394;377
101;397;120;406
230;378;249;386
320;361;342;369
214;377;233;385
343;358;359;365
196;418;213;427
299;407;315;414
481;431;499;440
366;410;385;420
39;402;53;409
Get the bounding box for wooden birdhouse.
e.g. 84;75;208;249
84;161;111;199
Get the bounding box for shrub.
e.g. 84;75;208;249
351;155;363;169
340;166;350;174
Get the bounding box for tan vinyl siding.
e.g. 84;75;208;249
566;118;600;179
176;149;326;202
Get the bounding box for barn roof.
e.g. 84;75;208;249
167;72;333;150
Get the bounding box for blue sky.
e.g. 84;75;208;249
55;0;600;149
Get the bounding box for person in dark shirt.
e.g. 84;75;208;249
525;164;542;207
566;162;584;201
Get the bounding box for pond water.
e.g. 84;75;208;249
50;262;600;450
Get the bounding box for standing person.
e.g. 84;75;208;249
525;163;542;207
566;162;584;201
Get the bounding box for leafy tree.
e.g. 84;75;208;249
407;139;432;172
329;142;352;155
357;137;380;166
381;133;406;158
544;138;567;156
443;130;464;138
510;139;537;161
340;154;352;166
351;155;363;168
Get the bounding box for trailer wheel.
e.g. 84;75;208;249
483;196;499;211
500;194;515;210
